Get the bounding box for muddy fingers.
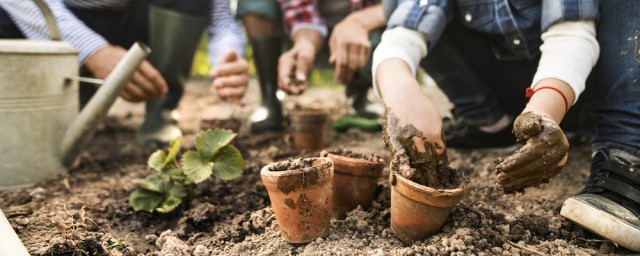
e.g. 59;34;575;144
495;112;569;194
499;164;564;193
383;111;462;189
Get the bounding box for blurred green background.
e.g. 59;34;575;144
191;36;341;89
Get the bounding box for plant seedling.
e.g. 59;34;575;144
129;129;244;213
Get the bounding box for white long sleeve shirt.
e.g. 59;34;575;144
372;21;600;104
0;0;245;66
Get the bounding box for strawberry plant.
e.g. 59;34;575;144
129;129;243;213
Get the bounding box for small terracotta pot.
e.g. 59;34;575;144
389;167;465;243
320;149;384;219
260;157;334;244
289;109;330;150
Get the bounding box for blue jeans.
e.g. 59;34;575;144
591;0;640;158
422;0;640;158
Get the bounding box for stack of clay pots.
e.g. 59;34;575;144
261;149;384;243
261;149;466;244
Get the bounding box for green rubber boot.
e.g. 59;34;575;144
136;5;207;145
249;37;284;133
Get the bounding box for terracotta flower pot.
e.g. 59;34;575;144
389;167;466;243
260;157;334;244
289;109;330;150
320;149;384;219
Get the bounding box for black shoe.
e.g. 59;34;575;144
250;103;283;133
560;149;640;252
443;116;515;148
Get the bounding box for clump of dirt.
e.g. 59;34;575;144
42;232;136;256
267;158;325;172
321;148;384;163
383;111;465;189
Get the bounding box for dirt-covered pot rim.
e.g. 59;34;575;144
261;157;333;178
320;150;384;177
390;165;466;208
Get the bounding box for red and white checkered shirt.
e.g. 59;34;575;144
278;0;379;37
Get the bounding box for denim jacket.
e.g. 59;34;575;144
384;0;599;60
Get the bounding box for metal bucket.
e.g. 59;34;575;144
0;40;79;190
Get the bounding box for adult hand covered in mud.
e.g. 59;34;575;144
495;112;569;193
383;111;453;189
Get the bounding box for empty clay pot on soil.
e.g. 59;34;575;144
289;109;330;150
260;157;334;244
320;149;384;219
389;168;466;243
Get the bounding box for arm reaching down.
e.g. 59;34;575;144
0;0;107;64
0;0;168;102
207;0;245;66
208;0;248;105
329;4;385;84
372;26;428;99
496;21;599;193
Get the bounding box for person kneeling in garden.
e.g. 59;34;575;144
0;0;249;145
374;0;640;251
236;0;387;132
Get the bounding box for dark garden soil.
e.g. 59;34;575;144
0;80;635;255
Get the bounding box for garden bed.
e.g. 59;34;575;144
0;80;631;255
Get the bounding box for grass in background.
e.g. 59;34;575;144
191;36;341;89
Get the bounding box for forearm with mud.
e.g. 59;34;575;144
377;59;452;188
524;78;576;124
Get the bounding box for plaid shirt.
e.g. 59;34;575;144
278;0;378;37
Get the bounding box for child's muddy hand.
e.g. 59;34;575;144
384;110;448;187
495;112;569;193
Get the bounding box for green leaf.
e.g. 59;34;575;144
137;173;170;193
130;188;164;212
156;184;187;213
195;129;236;160
212;145;244;180
164;137;183;166
167;168;185;181
182;150;213;184
169;183;188;198
156;196;182;213
148;150;167;172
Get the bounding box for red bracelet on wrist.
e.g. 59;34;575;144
525;86;569;113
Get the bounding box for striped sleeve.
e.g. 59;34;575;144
207;0;246;66
0;0;108;64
